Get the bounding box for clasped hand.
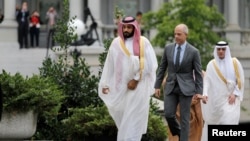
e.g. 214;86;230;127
102;88;109;94
228;94;236;105
127;79;139;90
154;89;161;98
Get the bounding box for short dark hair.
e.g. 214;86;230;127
136;11;142;16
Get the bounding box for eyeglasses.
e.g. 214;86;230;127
217;48;226;51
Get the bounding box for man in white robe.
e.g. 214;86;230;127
98;16;158;141
201;41;245;141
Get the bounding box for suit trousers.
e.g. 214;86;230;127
18;23;29;48
164;82;193;141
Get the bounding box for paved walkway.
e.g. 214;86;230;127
0;42;52;77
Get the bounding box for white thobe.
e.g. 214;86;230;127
98;36;158;141
201;58;244;141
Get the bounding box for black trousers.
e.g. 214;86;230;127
47;28;55;48
18;23;29;48
30;26;40;47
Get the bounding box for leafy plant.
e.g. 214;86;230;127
114;5;125;19
0;70;64;117
62;104;167;141
142;109;167;141
40;57;102;109
62;105;117;141
34;0;102;140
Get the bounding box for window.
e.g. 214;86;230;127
239;0;250;28
116;0;139;18
207;0;224;14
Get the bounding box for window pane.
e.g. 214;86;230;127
116;0;139;17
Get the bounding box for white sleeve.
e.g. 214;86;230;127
233;85;240;96
133;72;140;81
203;62;213;96
99;46;114;89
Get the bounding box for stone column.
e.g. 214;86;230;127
151;0;165;12
69;0;83;21
225;0;241;46
0;0;18;43
227;0;240;29
4;0;16;21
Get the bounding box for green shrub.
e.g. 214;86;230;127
62;104;167;141
142;108;167;141
62;105;117;141
0;70;64;117
34;0;103;139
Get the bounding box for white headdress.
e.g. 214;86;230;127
213;41;235;83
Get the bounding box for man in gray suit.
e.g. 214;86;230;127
154;23;203;141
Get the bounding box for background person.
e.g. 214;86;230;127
29;10;41;47
46;6;58;47
136;11;144;35
16;1;29;49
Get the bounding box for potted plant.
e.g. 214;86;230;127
0;70;64;139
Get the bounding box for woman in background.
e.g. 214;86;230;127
29;10;41;47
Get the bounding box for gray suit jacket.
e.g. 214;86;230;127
154;42;203;96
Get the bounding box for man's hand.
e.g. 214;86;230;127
102;88;109;94
154;89;161;98
228;94;236;105
127;79;139;90
193;94;202;100
192;94;202;104
201;95;208;104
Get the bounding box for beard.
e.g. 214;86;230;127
123;31;134;38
